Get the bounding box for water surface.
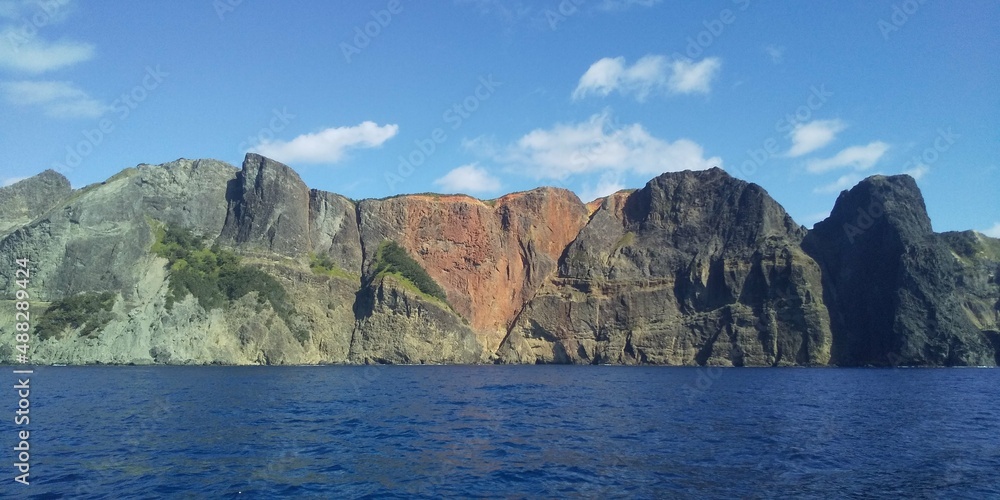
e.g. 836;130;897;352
5;366;999;498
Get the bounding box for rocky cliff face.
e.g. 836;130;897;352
356;188;589;355
803;176;998;366
0;155;996;366
0;159;236;301
498;168;832;366
0;170;73;235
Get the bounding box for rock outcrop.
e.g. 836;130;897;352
0;169;72;235
0;159;236;301
356;189;589;354
220;153;312;256
803;175;998;366
0;155;996;366
498;168;832;366
351;274;483;364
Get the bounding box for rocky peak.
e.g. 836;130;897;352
563;168;804;280
220;153;311;255
804;173;993;366
0;169;73;234
627;168;803;250
815;174;932;249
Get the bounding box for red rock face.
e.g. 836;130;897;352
358;188;589;350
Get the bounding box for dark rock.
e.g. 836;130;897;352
220;153;311;255
803;175;996;366
500;168;832;366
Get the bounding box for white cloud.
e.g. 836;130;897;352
805;141;890;174
1;176;27;187
903;164;929;180
0;2;90;74
577;174;625;203
786;119;846;157
981;222;1000;238
433;164;502;194
0;80;107;118
475;111;720;180
0;28;93;73
250;122;399;164
573;57;627;99
813;174;861;194
667;57;721;94
572;55;720;101
764;44;785;64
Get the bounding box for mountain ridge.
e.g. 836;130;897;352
1;153;996;366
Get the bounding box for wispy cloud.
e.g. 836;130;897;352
250;122;399;164
433;163;502;194
813;173;861;194
0;80;107;118
0;34;93;73
764;44;785;64
0;0;75;23
903;163;929;180
981;222;1000;238
572;55;721;101
786;119;846;157
805;141;890;174
469;111;721;180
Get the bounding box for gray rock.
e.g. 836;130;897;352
0;169;72;236
220;153;311;255
309;189;363;273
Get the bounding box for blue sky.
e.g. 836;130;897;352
0;0;997;235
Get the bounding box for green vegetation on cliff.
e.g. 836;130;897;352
373;240;448;302
34;292;116;340
152;225;307;342
309;253;358;281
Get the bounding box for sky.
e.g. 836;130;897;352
0;0;997;235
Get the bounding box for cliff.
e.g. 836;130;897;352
0;155;996;366
497;168;831;366
803;176;999;366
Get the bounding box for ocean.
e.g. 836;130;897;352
4;365;999;498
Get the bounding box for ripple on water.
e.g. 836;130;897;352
16;366;1000;497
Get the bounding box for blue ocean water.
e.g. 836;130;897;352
3;365;999;498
